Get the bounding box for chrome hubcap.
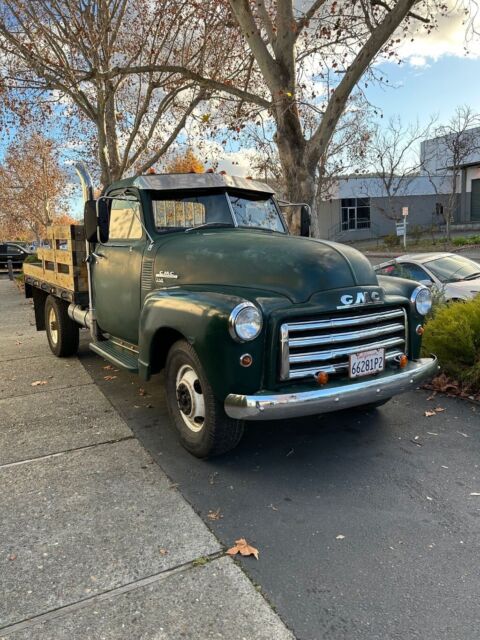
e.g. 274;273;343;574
48;307;58;346
175;365;205;433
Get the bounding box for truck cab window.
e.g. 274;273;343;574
229;194;285;232
109;199;143;240
152;193;232;231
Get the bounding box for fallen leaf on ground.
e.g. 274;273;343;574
31;380;47;386
336;534;345;540
470;492;480;496
8;553;17;561
226;538;259;559
159;548;169;555
424;410;437;417
103;365;114;370
207;509;223;521
139;388;147;396
427;392;437;401
434;407;446;413
103;375;117;381
427;432;438;436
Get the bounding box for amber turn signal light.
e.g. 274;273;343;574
315;371;329;385
240;354;253;367
416;324;425;335
399;354;408;368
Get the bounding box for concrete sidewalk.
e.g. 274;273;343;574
0;279;293;639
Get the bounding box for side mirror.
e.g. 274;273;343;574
300;205;311;237
97;198;110;243
84;200;98;242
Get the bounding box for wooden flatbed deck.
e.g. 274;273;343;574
23;224;89;305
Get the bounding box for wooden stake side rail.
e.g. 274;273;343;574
23;224;89;298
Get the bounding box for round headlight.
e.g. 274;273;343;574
411;286;432;316
229;303;262;342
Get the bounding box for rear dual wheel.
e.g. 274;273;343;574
45;295;79;357
165;340;244;458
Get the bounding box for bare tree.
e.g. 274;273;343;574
126;0;460;233
0;0;233;185
360;116;435;221
423;106;480;241
0;132;72;242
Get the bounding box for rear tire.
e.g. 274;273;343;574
45;295;79;357
165;340;244;458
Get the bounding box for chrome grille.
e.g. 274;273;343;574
279;307;408;381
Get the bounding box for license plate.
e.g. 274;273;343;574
349;348;385;379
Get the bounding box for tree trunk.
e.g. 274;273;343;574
275;101;318;235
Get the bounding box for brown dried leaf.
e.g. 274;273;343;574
103;365;114;370
424;410;436;417
207;509;223;521
159;548;169;556
8;553;17;561
31;380;47;386
103;375;117;381
226;538;259;560
434;407;446;413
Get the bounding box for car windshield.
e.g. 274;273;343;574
152;191;285;233
425;255;480;283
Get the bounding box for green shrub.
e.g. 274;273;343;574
23;253;39;264
410;225;424;245
452;235;480;247
383;233;400;249
422;295;480;390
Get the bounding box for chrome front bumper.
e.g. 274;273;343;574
224;357;438;421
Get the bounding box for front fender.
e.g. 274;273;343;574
138;289;266;400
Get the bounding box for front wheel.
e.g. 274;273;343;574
45;295;79;357
165;340;244;458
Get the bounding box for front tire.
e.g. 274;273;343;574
165;340;244;458
45;295;79;357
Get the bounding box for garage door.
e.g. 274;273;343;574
472;179;480;221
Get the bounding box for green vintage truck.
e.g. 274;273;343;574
24;166;438;457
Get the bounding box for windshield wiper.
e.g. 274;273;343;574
462;272;480;281
185;222;234;233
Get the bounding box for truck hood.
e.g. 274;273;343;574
153;229;378;304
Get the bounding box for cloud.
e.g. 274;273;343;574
397;4;480;64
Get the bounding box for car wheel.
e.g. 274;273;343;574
45;295;79;357
165;340;244;458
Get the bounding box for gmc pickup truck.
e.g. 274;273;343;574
24;166;438;457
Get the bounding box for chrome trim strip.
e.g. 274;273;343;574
289;336;405;364
288;322;405;348
285;309;404;333
225;357;439;420
288;349;403;379
279;324;290;381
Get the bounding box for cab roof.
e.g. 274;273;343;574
109;172;275;195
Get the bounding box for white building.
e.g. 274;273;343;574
318;127;480;241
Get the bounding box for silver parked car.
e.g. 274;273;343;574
375;253;480;301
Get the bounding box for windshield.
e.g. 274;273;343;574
425;255;480;283
152;191;285;233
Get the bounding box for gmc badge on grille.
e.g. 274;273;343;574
338;290;382;309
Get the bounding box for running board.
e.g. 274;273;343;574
89;339;139;372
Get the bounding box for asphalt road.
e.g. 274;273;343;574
77;341;480;640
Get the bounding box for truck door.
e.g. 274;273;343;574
92;196;145;344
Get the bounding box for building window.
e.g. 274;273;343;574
341;198;370;231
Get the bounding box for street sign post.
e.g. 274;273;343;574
401;207;409;248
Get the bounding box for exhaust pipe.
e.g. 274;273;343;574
74;162;94;202
73;161;98;341
68;304;92;329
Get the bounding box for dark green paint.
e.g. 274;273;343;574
91;188;424;400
